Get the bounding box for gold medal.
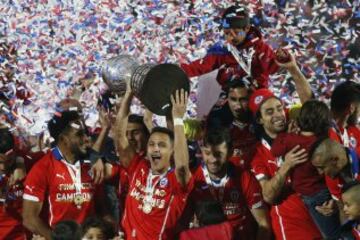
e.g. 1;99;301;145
142;202;152;214
74;194;83;208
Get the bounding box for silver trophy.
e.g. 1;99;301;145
102;55;190;116
102;55;139;94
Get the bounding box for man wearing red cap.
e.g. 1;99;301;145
249;53;323;239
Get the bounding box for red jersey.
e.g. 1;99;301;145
229;121;257;169
325;148;360;200
251;139;322;240
110;163;130;221
0;176;26;240
121;154;193;240
271;132;326;196
353;223;360;240
348;125;360;158
0;149;45;240
23;148;101;227
185;164;263;240
327;122;360;200
181;27;279;89
179;221;234;240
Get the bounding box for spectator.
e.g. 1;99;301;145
51;220;81;240
179;201;234;240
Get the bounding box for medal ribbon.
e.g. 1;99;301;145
227;43;254;77
202;165;229;202
144;168;171;204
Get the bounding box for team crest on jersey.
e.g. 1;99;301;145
254;96;263;105
350;136;357;149
233;148;242;157
159;178;168;188
230;189;240;202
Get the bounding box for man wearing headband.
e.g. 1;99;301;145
181;5;279;89
22;111;107;240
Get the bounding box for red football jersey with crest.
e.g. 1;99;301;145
23;148;102;226
229;121;257;169
251;139;322;240
185;164;263;240
348;125;360;157
121;154;193;240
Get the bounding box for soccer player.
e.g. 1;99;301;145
249;51;323;239
311;138;360;185
206;79;256;169
22;111;106;240
115;87;192;239
329;81;360;156
182;128;271;240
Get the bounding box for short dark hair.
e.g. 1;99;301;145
203;127;232;150
51;220;81;240
48;111;81;144
150;127;174;142
224;77;250;93
128;114;150;137
297;100;331;136
81;217;115;240
330;81;360;115
222;5;250;29
0;128;14;154
196;200;226;226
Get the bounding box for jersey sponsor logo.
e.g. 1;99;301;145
56;173;65;180
55;192;92;203
58;183;93;191
130;179;167;209
25;185;35;193
223;202;246;216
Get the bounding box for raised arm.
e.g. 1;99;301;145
171;89;191;187
114;83;136;168
275;50;312;104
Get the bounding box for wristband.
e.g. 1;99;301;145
173;118;184;126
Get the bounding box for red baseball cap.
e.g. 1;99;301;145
249;88;276;116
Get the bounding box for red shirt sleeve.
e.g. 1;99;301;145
251;40;279;88
251;144;271;181
325;175;343;201
23;155;50;202
180;53;224;78
240;170;264;209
